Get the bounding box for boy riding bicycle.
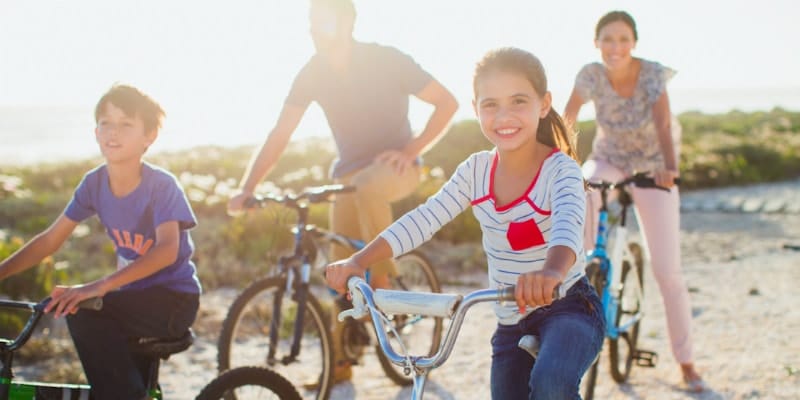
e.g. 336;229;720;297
0;84;201;400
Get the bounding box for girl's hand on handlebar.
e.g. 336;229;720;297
45;283;106;318
325;259;367;294
653;169;679;189
515;270;562;313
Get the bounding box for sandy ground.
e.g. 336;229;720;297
13;182;800;399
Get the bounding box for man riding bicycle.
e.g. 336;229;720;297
227;0;458;386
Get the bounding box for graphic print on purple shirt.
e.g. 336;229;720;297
64;163;201;294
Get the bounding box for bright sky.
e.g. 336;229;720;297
1;0;799;156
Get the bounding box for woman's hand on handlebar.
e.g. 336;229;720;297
515;269;561;313
653;169;679;190
325;259;367;295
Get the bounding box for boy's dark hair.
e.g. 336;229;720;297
473;47;579;162
95;84;165;133
595;10;638;41
310;0;356;20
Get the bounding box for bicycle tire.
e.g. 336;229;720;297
195;366;302;400
374;251;444;386
217;276;334;400
608;242;644;383
581;357;600;400
581;259;603;400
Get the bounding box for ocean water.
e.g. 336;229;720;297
1;87;798;166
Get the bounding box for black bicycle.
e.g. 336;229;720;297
216;185;443;400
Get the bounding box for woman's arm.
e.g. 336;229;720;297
0;213;77;280
652;90;679;188
563;88;586;132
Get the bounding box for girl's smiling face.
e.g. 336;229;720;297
473;69;551;153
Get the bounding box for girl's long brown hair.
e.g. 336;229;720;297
473;47;580;162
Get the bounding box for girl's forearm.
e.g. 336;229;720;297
350;237;394;271
542;245;577;279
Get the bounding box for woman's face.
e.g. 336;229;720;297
595;20;637;70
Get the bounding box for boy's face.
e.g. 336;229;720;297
95;102;155;164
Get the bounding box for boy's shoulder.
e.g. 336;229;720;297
141;162;183;187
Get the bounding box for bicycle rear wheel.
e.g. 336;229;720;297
608;243;644;383
375;251;443;386
196;366;302;400
217;277;334;400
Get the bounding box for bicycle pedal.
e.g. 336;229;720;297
634;349;658;367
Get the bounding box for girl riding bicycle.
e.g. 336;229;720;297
327;47;604;399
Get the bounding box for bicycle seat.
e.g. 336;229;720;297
130;329;195;360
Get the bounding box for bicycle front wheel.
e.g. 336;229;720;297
608;242;644;383
580;356;600;400
196;366;302;400
375;251;444;386
217;277;334;400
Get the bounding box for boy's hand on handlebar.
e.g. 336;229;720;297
653;169;679;189
227;190;253;216
45;283;106;318
325;259;367;294
515;270;562;313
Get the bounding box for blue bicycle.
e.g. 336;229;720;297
580;172;679;398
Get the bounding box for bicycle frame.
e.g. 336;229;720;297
585;183;644;341
342;276;512;400
0;298;101;400
262;188;368;367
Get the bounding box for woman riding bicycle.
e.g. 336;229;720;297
563;10;706;392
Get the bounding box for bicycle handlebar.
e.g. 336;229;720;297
586;172;681;192
0;297;103;352
245;184;356;209
340;276;560;373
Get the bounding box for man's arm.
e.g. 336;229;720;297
404;79;458;156
375;79;458;174
0;213;77;280
228;103;307;213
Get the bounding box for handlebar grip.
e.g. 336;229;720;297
78;297;103;311
499;284;562;303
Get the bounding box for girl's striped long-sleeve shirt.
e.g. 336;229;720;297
380;148;587;324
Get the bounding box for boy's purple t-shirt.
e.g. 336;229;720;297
65;163;201;294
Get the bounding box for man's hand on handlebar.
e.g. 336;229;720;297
227;189;253;216
325;259;367;295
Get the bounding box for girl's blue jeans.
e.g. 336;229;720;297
490;276;605;400
66;285;199;400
